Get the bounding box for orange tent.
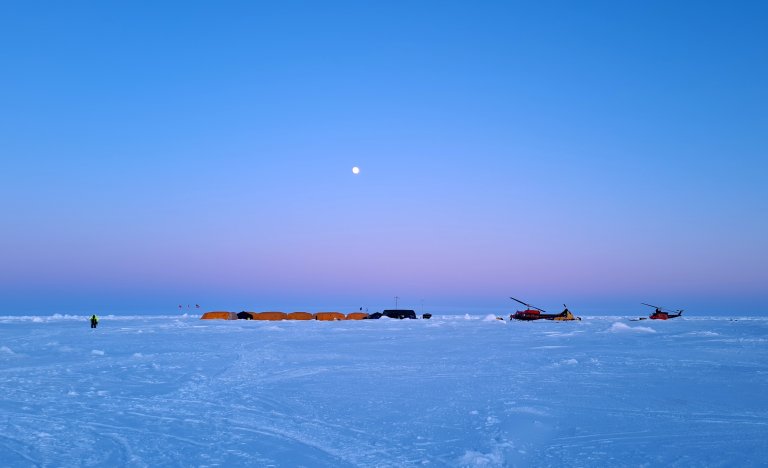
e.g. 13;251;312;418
314;312;345;321
286;312;313;320
200;311;238;320
346;312;369;320
251;312;287;321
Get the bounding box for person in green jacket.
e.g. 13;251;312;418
90;314;99;329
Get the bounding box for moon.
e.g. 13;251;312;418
352;166;360;175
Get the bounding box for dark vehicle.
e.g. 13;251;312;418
366;312;384;319
236;311;253;320
382;309;417;319
422;313;432;319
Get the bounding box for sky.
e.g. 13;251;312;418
1;1;766;315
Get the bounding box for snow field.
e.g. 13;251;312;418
0;315;766;467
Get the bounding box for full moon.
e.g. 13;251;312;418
352;166;360;175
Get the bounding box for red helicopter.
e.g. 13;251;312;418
509;297;581;321
641;302;684;320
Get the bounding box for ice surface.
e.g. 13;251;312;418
607;322;656;333
1;315;766;466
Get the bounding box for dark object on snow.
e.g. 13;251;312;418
382;309;417;319
366;312;384;319
90;314;99;328
422;313;432;319
237;311;253;320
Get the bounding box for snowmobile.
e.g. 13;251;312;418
641;303;684;320
508;297;581;321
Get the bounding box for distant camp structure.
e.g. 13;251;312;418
286;312;313;320
508;297;581;321
314;312;346;321
252;312;288;321
365;310;417;319
200;311;238;320
234;311;290;320
346;312;369;320
382;309;417;319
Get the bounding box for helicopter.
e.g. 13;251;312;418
640;302;684;320
508;297;581;321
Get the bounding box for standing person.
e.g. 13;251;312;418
90;314;99;329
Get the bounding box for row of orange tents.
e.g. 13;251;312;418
201;311;369;321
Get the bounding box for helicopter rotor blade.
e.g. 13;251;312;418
509;297;547;313
510;297;530;307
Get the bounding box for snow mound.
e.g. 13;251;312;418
91;349;105;356
1;346;15;355
608;322;656;333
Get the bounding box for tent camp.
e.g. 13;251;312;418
200;311;238;320
286;312;313;320
314;312;345;321
251;312;287;321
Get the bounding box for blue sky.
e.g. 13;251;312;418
1;1;766;315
